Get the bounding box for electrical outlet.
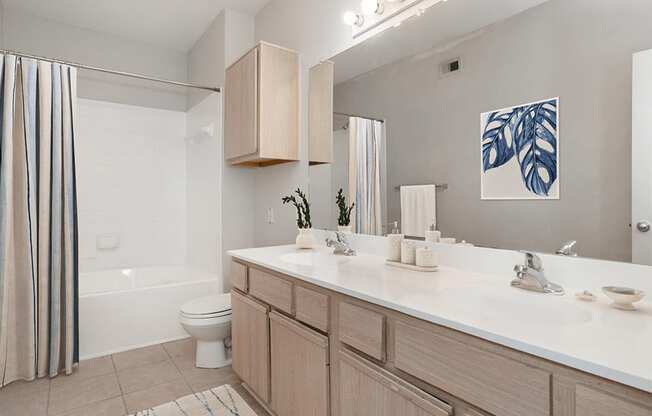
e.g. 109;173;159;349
267;208;275;224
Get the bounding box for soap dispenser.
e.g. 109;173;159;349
425;220;441;243
386;221;404;262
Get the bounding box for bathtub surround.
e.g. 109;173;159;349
76;99;188;272
0;54;79;386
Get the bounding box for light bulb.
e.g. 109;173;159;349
343;11;363;26
361;0;382;15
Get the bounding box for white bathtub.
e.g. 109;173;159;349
79;266;221;359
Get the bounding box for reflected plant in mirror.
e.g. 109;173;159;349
336;188;355;233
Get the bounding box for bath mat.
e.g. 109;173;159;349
129;384;257;416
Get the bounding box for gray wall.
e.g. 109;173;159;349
334;0;652;262
1;7;189;111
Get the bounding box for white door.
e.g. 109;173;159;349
632;49;652;264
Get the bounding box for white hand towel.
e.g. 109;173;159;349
400;185;436;238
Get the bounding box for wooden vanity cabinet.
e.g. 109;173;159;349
231;259;652;416
270;312;330;416
225;41;299;167
338;349;452;416
231;290;270;403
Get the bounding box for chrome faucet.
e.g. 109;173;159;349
326;231;356;256
556;240;578;257
512;251;564;295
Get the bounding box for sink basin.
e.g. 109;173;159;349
279;251;350;268
435;289;593;327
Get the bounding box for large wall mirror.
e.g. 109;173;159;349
309;0;652;265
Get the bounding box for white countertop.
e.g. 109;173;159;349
229;244;652;393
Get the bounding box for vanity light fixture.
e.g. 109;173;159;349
343;10;365;26
361;0;384;15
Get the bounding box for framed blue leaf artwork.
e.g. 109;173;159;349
480;97;559;200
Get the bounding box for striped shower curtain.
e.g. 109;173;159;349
0;54;79;387
348;117;383;235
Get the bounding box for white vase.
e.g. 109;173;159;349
337;225;352;234
296;228;315;249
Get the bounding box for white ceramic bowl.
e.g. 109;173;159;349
602;286;646;311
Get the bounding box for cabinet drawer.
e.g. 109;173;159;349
339;349;452;416
338;302;385;361
576;385;651;416
230;261;248;292
394;321;550;416
248;267;293;314
295;285;329;332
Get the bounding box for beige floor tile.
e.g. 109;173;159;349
117;360;182;394
178;362;240;392
123;380;192;414
50;356;115;388
48;374;121;415
0;377;50;398
111;345;168;372
54;397;126;416
0;387;49;416
162;338;194;361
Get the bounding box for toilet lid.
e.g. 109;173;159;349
181;294;231;316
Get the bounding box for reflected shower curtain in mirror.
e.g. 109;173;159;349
0;54;79;387
348;117;383;235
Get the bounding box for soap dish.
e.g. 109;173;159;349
385;260;438;273
602;286;646;311
575;290;596;302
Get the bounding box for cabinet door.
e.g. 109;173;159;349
225;47;258;160
258;42;299;160
270;312;329;416
339;350;452;416
231;290;270;403
309;61;334;164
576;385;650;416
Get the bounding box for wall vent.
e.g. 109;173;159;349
440;58;462;77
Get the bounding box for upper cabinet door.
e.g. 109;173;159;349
225;42;299;167
225;47;258;161
309;61;334;165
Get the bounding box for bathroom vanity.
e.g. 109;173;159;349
228;246;652;416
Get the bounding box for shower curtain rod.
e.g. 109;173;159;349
0;48;221;93
334;111;385;123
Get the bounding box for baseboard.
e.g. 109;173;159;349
79;335;192;360
242;382;276;416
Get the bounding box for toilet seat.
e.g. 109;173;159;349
180;294;231;319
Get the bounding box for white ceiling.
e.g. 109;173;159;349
333;0;550;85
2;0;272;52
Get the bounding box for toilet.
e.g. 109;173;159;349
179;293;232;369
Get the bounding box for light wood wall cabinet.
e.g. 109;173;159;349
229;260;652;416
270;312;329;416
225;42;299;167
309;61;334;165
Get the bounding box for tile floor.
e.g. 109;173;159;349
0;339;268;416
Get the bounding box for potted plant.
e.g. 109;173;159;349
336;188;355;234
282;188;315;249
